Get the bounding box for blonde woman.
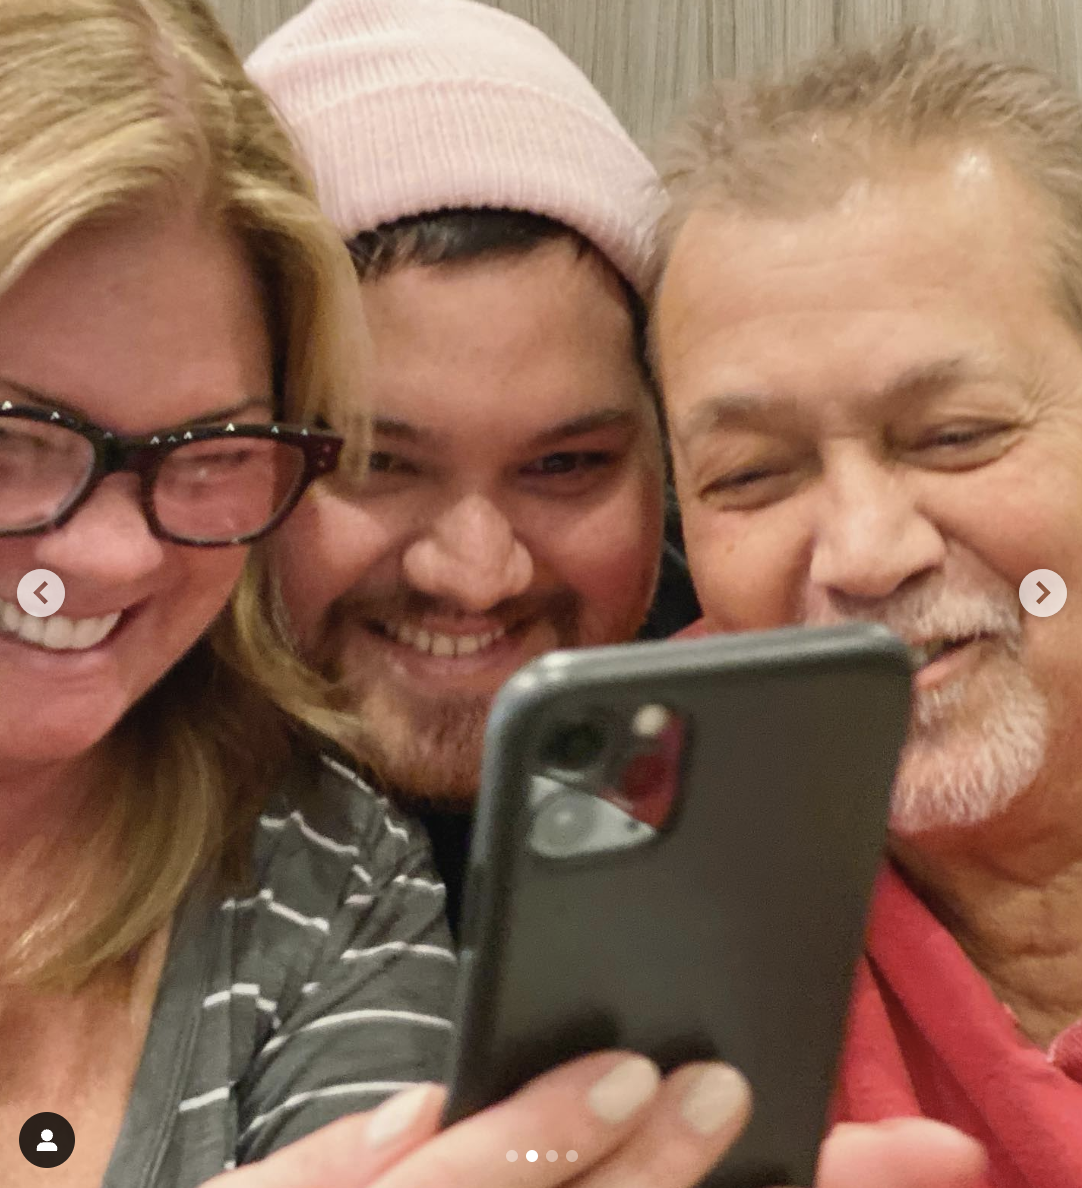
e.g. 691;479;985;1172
0;0;455;1182
0;2;988;1187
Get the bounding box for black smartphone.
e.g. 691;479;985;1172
443;624;912;1187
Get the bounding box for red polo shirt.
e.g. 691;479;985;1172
835;863;1082;1188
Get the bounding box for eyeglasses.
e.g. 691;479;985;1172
0;402;343;546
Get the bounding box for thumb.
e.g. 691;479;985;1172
816;1118;987;1188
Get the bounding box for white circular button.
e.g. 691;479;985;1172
16;570;66;618
1019;569;1067;618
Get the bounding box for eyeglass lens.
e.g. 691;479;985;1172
0;416;307;542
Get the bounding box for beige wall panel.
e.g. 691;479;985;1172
839;0;1082;92
209;0;304;59
452;1;834;143
211;0;1082;140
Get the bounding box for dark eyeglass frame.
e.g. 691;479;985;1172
0;401;343;546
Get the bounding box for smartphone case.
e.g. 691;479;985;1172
444;624;911;1187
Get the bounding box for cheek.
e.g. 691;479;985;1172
269;492;392;640
168;548;247;639
542;474;664;623
0;539;46;593
682;504;807;630
952;460;1079;581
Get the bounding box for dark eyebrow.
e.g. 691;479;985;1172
373;408;637;450
675;356;1002;448
371;416;432;446
0;376;272;428
527;409;636;449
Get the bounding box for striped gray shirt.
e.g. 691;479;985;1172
101;749;457;1187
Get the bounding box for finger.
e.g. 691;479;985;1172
204;1084;447;1187
816;1119;988;1188
371;1051;663;1188
572;1062;752;1188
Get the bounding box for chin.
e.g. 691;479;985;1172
889;663;1050;836
376;731;485;810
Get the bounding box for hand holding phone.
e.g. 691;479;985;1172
201;1056;985;1188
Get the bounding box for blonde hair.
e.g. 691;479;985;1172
654;27;1082;327
1;0;369;987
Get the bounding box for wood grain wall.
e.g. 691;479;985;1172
211;0;1082;145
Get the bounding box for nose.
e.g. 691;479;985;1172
808;452;944;602
32;474;166;587
402;493;533;612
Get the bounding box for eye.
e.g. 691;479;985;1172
699;465;796;510
926;426;993;447
366;450;419;477
907;422;1016;468
521;451;616;477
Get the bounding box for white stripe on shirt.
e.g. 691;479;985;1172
260;1008;453;1057
342;941;456;964
319;755;411;843
203;985;280;1019
220;888;331;935
179;1085;232;1114
260;808;363;858
392;874;445;894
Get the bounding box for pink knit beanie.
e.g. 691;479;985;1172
246;0;662;293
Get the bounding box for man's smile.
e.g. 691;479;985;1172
908;632;997;691
374;618;509;659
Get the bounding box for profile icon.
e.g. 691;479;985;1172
19;1113;74;1168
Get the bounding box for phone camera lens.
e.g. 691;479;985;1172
528;785;656;860
541;721;607;771
530;790;600;857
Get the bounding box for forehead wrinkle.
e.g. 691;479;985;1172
674;351;1015;450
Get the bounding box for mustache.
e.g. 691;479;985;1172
806;583;1023;647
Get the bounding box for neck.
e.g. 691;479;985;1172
892;769;1082;1047
0;751;106;970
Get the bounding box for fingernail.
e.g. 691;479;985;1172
588;1056;661;1124
680;1065;751;1136
367;1084;434;1147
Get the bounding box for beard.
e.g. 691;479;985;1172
809;581;1050;835
317;587;586;810
346;677;491;808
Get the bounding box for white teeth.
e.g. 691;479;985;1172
387;621;507;658
20;615;45;645
0;596;121;652
1;601;19;633
42;615;74;650
430;634;456;658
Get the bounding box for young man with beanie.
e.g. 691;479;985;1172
247;0;697;929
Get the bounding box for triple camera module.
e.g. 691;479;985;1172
527;704;685;861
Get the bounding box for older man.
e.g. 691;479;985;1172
248;0;698;929
653;28;1082;1186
